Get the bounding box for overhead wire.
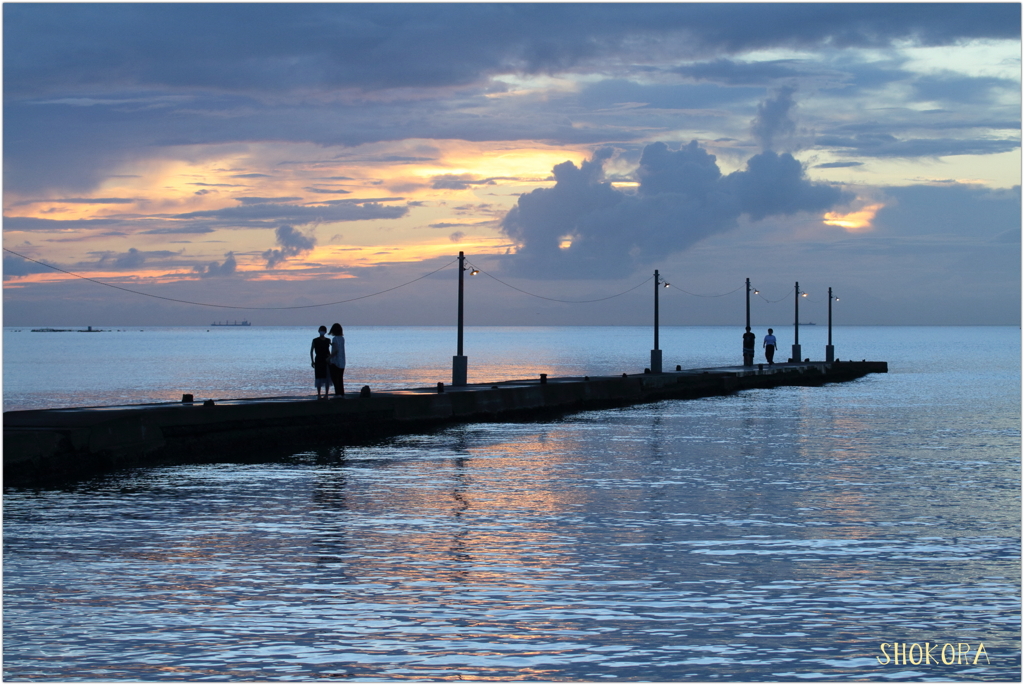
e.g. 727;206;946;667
755;285;796;303
665;284;744;298
5;246;815;312
2;247;457;310
469;265;654;303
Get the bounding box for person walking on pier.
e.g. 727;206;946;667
328;322;346;396
763;328;777;365
310;325;332;399
743;327;756;366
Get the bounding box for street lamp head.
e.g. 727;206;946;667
663;282;670;288
470;268;479;276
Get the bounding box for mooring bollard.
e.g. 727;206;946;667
437;382;445;393
676;365;681;371
540;373;547;384
203;399;215;407
360;385;371;398
182;394;193;404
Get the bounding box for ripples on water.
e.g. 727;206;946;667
3;328;1021;680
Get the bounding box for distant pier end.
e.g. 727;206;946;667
5;361;887;485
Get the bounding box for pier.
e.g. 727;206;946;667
4;360;886;485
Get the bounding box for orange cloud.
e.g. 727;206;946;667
823;203;884;232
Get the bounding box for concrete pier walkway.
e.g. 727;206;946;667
4;360;886;485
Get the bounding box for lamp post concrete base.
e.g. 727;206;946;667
650;349;663;374
826;345;834;363
791;344;802;364
452;355;467;386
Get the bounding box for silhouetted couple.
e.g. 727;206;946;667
311;323;346;398
743;326;777;366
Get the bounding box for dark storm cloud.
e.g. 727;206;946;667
500;140;849;279
5;4;1017;97
263;225;316;268
4;4;1018;194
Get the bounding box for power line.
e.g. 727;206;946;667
666;284;744;298
3;247;457;310
756;285;796;304
471;265;653;303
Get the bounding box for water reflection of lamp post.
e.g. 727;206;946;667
651;270;669;373
826;287;837;363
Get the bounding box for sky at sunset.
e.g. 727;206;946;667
3;3;1021;327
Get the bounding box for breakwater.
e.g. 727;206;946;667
4;360;886;485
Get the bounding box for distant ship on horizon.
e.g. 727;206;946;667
211;320;251;326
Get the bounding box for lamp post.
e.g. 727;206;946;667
792;281;803;363
745;277;751;330
452;251;468;386
651;270;663;373
826;287;836;363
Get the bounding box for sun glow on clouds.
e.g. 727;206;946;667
3;139;587;286
823;204;884;232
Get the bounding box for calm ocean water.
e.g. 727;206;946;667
3;326;1021;680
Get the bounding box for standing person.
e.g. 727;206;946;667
763;328;777;365
310;325;332;399
328;322;346;396
742;326;756;366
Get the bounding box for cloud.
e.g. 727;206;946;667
500;141;849;278
4;4;1018;194
751;86;797;151
5;5;1017;98
262;225;316;268
174;200;408;228
431;174;518;190
815;132;1020;158
194;252;238;278
674;59;811;86
113;247;146;269
94;247;180;270
142;225;217;235
235;196;302;205
3;253;53;278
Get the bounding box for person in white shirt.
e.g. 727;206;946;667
328;322;346;396
763;328;777;365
